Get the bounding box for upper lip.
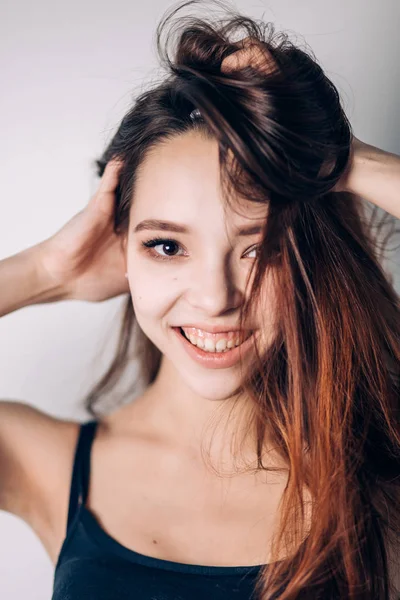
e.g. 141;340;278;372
174;324;253;334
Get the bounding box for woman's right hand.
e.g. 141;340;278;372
36;158;130;302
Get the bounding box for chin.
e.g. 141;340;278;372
180;371;245;403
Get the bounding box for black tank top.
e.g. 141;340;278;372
51;419;268;600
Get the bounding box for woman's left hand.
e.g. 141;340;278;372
331;135;400;220
221;39;400;219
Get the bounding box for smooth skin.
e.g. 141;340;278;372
1;41;398;571
0;139;291;569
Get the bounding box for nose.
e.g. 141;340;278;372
186;257;244;316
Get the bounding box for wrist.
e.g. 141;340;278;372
26;243;70;304
346;140;395;195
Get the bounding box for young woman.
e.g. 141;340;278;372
1;3;399;599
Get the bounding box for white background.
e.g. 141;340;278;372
0;0;399;597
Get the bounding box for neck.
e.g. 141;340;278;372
134;354;262;475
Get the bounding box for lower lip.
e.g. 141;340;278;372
172;327;255;370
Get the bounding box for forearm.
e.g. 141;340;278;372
347;143;400;220
0;244;66;318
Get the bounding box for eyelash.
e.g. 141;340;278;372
141;237;260;261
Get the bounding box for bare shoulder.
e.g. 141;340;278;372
0;400;80;562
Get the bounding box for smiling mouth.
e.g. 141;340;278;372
178;327;253;353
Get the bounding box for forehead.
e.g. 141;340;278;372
130;131;268;228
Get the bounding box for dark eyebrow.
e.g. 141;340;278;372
134;219;189;234
133;219;264;236
235;224;263;236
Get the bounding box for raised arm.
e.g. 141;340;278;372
0;158;126;562
0;244;66;318
334;136;400;220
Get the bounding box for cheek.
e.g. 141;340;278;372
127;260;180;321
255;275;278;349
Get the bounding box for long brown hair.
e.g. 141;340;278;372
83;1;400;597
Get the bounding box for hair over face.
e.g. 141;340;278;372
84;2;400;598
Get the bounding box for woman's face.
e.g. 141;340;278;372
126;130;275;401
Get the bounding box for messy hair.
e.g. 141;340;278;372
83;1;400;598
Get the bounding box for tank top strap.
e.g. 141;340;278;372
66;419;98;532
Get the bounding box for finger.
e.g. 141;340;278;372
221;37;252;71
89;158;124;216
99;158;124;194
221;37;277;75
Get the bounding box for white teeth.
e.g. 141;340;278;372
204;338;215;352
181;328;247;353
215;339;227;352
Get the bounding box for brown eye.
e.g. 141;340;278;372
141;238;185;259
159;241;179;256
